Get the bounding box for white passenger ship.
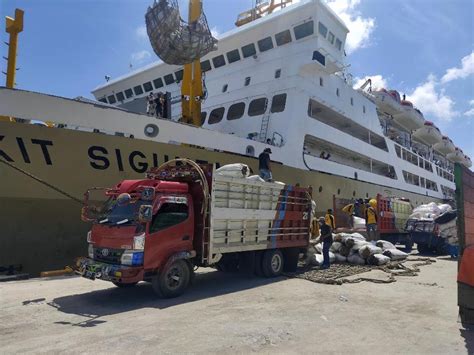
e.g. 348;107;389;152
0;0;469;274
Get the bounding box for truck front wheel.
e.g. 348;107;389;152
153;259;190;298
262;249;284;278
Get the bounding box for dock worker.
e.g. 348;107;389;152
342;203;355;228
318;217;333;269
258;148;272;182
325;209;335;230
365;200;378;241
146;92;156;116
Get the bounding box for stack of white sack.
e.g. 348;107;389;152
438;218;458;245
216;163;250;178
353;216;366;229
408;202;452;221
306;233;408;267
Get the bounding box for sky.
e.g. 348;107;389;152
1;0;473;161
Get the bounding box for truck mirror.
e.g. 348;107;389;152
141;187;155;201
138;205;153;223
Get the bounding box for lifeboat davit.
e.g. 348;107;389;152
392;101;425;130
447;147;464;163
372;89;402;116
412;121;442;145
434;136;455;155
462;155;472;168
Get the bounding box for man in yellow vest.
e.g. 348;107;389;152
342;203;355;228
365;201;378;241
325;209;335;230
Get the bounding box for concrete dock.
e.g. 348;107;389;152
0;256;472;354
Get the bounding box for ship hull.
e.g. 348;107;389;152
0;122;441;275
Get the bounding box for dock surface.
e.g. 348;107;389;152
0;257;472;354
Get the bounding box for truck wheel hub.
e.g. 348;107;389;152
271;254;282;272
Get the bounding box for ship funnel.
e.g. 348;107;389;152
145;0;218;65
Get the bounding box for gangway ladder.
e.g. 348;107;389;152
258;110;272;143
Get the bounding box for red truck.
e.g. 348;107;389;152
76;159;312;298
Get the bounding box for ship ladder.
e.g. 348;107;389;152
258;111;272;143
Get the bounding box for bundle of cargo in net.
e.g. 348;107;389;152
145;0;218;65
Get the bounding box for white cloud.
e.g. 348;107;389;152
131;50;151;64
407;74;458;122
441;52;474;83
353;74;387;90
135;25;147;40
465;100;474;117
326;0;375;54
210;26;221;39
470;99;474;106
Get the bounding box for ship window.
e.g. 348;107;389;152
248;98;267;116
335;38;342;51
116;92;125;102
125;88;133;98
227;102;245;120
241;43;257;58
164;74;175;85
246;145;255;156
201;112;207;125
337;189;341;195
328;31;335;44
257;37;274;52
153;78;164;89
143;81;153;92
294;21;314;40
351;97;354;106
175;70;184;82
319;77;324;86
222;84;228;93
226;49;241;64
336;88;340;97
133;85;144;95
275;29;292;46
208;107;225;124
275;69;281;78
201;60;212;72
312;51;326;66
245;77;251;86
319;186;323;193
107;95;117;104
363;105;366;113
318;22;328;38
212;55;226;68
98;97;107;103
270;93;287;113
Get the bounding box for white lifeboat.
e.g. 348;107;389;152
434;135;455;155
372;89;402;116
392;100;425;131
462;155;472;168
447;147;464;163
412;121;442;145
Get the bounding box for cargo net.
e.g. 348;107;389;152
146;0;218;65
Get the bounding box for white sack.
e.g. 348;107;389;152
376;240;396;250
383;249;408;260
335;253;347;263
347;254;366;265
246;175;265;182
358;245;383;259
352;240;371;251
310;253;324;266
330;242;342;253
353;216;366;229
216;163;250;178
368;254;391;266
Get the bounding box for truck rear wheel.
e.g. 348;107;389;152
262;249;284;278
153;259;190;298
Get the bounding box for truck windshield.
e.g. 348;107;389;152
97;199;148;225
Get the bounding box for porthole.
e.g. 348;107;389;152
245;77;251;86
366;193;369;198
319;186;323;193
337;189;341;195
246;145;255;156
222;84;228;93
354;172;358;180
144;124;159;138
336;88;340;97
353;190;356;197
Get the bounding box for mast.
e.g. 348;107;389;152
1;8;24;123
181;0;203;126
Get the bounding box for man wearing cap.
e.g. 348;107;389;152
259;148;273;182
318;216;333;269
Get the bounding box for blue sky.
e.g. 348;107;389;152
1;0;473;161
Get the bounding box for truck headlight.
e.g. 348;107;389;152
87;231;92;243
88;244;94;259
121;251;144;266
133;234;145;250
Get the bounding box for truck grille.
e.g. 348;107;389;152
93;247;124;264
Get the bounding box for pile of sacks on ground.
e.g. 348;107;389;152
216;163;285;184
307;232;409;267
408;202;457;245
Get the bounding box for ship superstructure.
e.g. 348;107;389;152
91;0;462;200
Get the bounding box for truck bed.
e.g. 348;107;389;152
208;175;311;262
